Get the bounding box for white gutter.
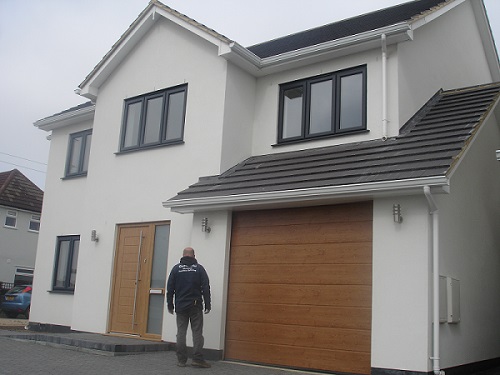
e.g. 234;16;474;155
164;176;449;213
381;33;388;140
34;103;95;131
424;186;445;375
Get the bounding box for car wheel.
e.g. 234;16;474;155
24;306;30;319
5;312;17;318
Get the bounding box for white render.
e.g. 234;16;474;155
32;1;500;373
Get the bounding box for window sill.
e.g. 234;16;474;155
62;173;87;181
3;226;17;230
48;289;75;295
273;129;370;147
116;140;185;155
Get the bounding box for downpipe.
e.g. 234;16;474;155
381;34;388;141
424;186;445;375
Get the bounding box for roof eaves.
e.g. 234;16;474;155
163;176;450;213
223;22;412;77
34;102;95;131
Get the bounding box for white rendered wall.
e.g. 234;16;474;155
251;48;399;156
372;196;432;372
31;120;92;326
435;110;500;367
398;1;494;127
162;210;232;350
32;17;231;334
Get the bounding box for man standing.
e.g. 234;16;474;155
167;247;211;368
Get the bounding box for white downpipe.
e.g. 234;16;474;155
424;186;445;375
381;34;388;141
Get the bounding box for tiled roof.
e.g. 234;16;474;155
248;0;448;58
0;169;44;213
168;82;500;203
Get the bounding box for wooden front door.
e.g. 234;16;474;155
109;223;170;339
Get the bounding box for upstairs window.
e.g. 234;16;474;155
120;84;187;152
53;235;80;292
4;210;17;228
29;214;41;232
278;66;366;144
66;129;92;177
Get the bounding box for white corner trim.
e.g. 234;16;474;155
163;176;450;213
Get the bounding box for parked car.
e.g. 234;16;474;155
0;285;31;318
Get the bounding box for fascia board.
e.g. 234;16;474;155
222;23;412;77
163;176;450;213
471;0;500;81
34;104;95;132
410;0;466;30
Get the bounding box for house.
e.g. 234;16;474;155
32;0;500;374
0;169;43;288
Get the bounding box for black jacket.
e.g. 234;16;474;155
166;256;211;313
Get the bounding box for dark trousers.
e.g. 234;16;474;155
176;306;204;363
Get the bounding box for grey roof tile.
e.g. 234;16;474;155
168;82;500;203
248;0;447;58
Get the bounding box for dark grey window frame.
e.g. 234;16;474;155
52;235;80;293
65;129;92;178
119;84;188;152
277;65;367;144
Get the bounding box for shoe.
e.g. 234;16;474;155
177;362;186;367
191;360;211;368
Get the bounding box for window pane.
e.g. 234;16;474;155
165;91;185;141
147;294;164;335
29;220;40;232
82;134;92;172
309;79;333;134
55;241;70;288
70;240;79;288
340;73;363;129
144;96;163;144
123;102;142;148
68;136;83;174
5;216;16;227
151;225;169;289
282;87;303;139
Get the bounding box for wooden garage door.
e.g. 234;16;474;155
225;202;372;375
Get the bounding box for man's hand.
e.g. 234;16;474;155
168;307;174;315
204;308;210;314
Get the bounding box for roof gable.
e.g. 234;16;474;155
0;169;44;213
165;82;500;212
77;0;232;100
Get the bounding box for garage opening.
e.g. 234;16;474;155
225;202;373;375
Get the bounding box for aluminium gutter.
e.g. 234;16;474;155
163;176;450;213
224;22;412;75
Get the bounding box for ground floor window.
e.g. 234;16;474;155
52;235;80;292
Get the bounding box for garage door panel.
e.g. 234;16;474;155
226;203;373;374
227;302;372;330
233;202;372;228
225;340;371;375
228;283;371;307
231;220;372;246
226;320;371;353
230;243;372;265
229;264;372;285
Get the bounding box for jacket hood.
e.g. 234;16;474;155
180;256;198;266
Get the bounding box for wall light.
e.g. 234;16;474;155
393;204;403;223
91;230;99;242
201;218;211;233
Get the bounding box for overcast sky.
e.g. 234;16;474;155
1;0;499;189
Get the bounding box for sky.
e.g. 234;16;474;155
1;0;499;190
